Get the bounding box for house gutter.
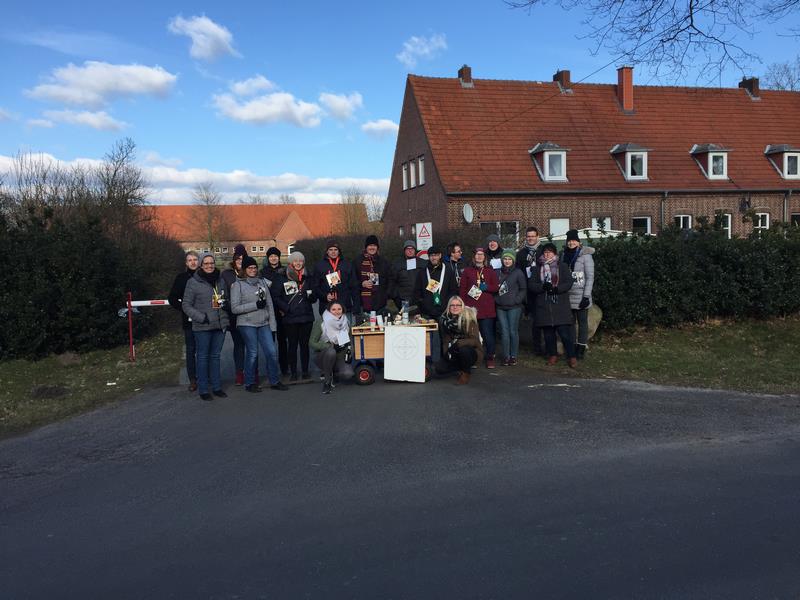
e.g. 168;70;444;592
447;188;796;197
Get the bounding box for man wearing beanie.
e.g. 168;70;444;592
221;244;248;385
516;226;545;356
260;246;289;378
312;239;361;319
485;234;504;272
390;239;426;312
356;234;391;313
168;250;200;391
413;245;455;362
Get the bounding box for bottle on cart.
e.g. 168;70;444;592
369;310;377;331
401;300;409;325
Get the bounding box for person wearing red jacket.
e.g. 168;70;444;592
459;247;500;368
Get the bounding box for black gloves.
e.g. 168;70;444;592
552;285;559;294
256;299;267;309
542;281;553;292
579;297;590;309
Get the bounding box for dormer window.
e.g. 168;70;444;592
610;143;649;180
691;144;730;180
765;145;800;179
529;142;568;182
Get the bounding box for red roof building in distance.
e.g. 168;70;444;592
150;203;366;257
383;65;800;243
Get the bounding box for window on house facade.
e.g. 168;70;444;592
754;212;770;231
591;217;612;231
222;247;229;254
786;153;800;178
418;156;426;185
402;163;409;191
214;247;221;253
480;221;520;247
544;151;567;181
631;217;651;235
259;246;265;252
399;225;405;237
251;245;257;253
626;152;647;180
674;215;692;229
708;152;727;179
411;224;416;236
718;213;732;238
791;214;800;226
203;248;210;253
409;160;417;188
549;218;570;237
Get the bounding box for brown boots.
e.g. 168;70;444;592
456;371;471;385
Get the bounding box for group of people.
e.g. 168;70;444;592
169;227;595;398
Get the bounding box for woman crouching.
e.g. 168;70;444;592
310;301;354;394
436;295;483;384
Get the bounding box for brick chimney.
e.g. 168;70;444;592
458;64;474;88
553;69;571;91
617;66;634;112
739;76;760;99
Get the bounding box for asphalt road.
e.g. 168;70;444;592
2;369;799;599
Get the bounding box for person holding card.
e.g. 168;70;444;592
271;251;316;381
390;239;426;312
436;296;482;385
312;239;360;320
494;250;527;366
485;234;505;273
528;243;577;367
561;229;595;360
413;246;455;362
220;244;248;386
516;227;545;356
356;234;391;314
260;247;289;379
310;301;354;394
459;247;500;369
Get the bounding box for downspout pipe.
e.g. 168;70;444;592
660;191;668;233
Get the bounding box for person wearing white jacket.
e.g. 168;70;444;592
561;230;595;360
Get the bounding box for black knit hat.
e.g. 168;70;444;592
427;245;442;255
365;234;380;248
542;243;558;254
266;246;281;258
566;229;580;242
233;244;248;258
325;239;341;252
242;256;258;270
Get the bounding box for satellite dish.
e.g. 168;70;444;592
462;203;474;224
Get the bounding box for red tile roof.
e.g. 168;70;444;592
409;75;800;192
149;203;360;242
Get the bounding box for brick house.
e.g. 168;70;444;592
383;65;800;245
151;203;366;258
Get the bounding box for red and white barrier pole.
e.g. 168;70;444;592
122;295;170;363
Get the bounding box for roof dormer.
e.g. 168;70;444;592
691;144;731;180
610;143;649;181
529;142;569;182
765;144;800;180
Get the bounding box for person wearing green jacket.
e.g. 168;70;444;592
309;301;354;394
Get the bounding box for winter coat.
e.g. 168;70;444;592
168;269;196;329
354;253;391;313
444;257;466;287
182;272;231;332
485;246;504;272
220;268;243;326
413;261;456;319
527;261;574;326
309;318;351;353
439;315;485;364
459;265;500;319
390;256;428;306
312;255;361;314
231;277;277;331
494;266;527;310
561;246;595;309
271;268;316;325
515;244;544;278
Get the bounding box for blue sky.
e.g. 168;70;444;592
1;1;797;204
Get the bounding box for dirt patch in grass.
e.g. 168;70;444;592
519;314;800;395
0;329;183;437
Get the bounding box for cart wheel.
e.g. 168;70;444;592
355;364;376;385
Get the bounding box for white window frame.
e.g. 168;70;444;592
708;152;728;179
398;225;405;238
214;247;221;254
631;217;651;235
674;214;692;230
259;246;265;252
754;212;770;231
402;163;409;191
418;156;426;186
591;217;612;231
409;160;417;188
784;153;800;179
251;245;257;253
549;218;570;237
625;151;648;180
543;151;567;181
222;247;229;254
719;213;732;239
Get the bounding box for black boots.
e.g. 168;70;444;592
575;344;587;359
322;378;333;394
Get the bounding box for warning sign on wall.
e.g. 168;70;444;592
415;222;432;252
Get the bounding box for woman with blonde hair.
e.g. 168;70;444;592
436;295;483;384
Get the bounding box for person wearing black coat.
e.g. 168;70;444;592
220;244;248;385
485;234;505;272
271;251;316;381
516;226;545;355
355;234;391;314
390;239;427;310
527;243;577;367
413;246;454;362
260;246;290;377
312;239;361;318
168;250;199;391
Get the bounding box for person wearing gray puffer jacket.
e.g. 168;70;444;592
182;252;231;400
494;250;527;365
561;229;595;359
231;256;288;392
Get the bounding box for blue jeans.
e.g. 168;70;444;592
478;317;496;357
194;329;225;394
229;326;245;372
238;326;281;386
183;327;197;382
496;307;522;359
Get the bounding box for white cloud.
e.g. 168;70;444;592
361;119;399;140
26;61;177;108
319;92;363;121
230;75;275;96
3;30;145;59
396;33;448;69
168;15;240;61
213;92;323;127
0;152;389;204
143;151;183;168
42;109;128;131
27;118;54;128
0;107;12;121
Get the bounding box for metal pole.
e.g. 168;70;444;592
127;291;135;362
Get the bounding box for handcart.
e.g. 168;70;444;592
350;321;439;385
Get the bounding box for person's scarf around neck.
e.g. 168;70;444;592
562;246;581;270
287;266;305;284
321;309;349;344
198;268;220;285
538;254;560;288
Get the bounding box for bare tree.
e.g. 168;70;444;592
365;194;386;222
192;182;229;250
339;186;371;235
238;193;272;204
762;55;800;90
507;0;799;81
278;193;297;205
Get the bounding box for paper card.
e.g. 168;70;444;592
326;271;341;286
283;281;299;295
336;330;350;345
526;266;532;278
369;273;380;286
426;279;441;293
406;259;417;270
467;285;482;300
498;281;508;296
490;258;502;269
572;271;585;286
383;326;426;383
